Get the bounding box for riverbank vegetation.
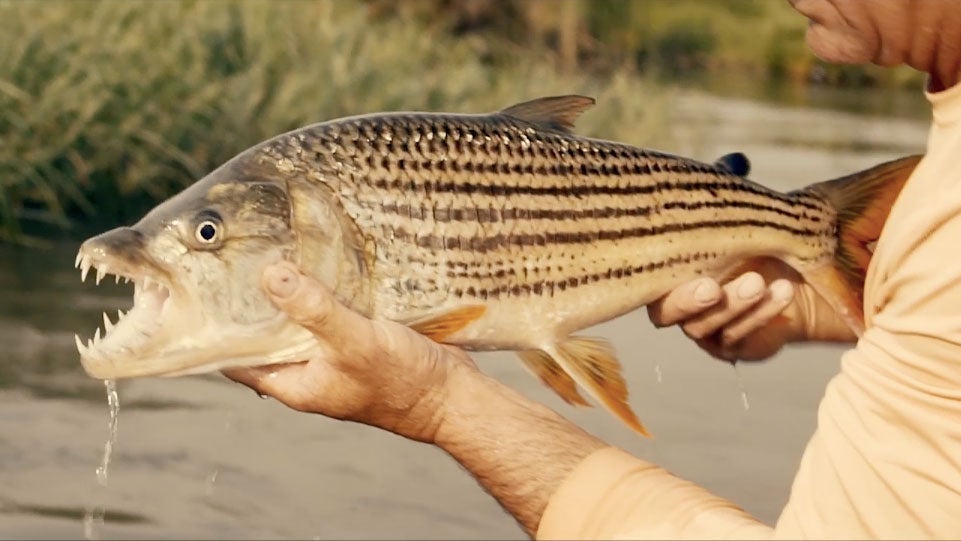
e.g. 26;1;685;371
0;0;924;244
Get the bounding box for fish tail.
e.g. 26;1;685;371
802;154;922;335
543;337;651;437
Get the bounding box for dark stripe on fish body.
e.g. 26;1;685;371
448;250;721;300
396;218;827;253
380;198;820;224
367;172;826;213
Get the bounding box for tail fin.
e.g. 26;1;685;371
803;154;922;334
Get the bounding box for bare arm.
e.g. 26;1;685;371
223;262;604;536
435;366;605;534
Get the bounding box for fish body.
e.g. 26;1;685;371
75;96;921;435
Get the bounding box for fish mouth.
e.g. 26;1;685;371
74;246;178;379
74;229;321;380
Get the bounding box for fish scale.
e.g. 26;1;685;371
260;106;834;324
250;96;918;436
76;95;921;436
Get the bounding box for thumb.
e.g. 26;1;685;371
261;262;372;348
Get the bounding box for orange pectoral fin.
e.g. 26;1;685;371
407;305;486;343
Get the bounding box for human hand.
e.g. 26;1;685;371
222;262;477;443
647;258;857;361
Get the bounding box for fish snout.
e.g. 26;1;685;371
75;227;153;283
81;226;145;256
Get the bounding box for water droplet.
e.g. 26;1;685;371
82;506;105;540
733;363;750;411
205;469;219;497
654;362;663;384
256;391;267;400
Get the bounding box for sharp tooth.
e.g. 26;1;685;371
103;312;114;332
115;274;120;284
75;334;86;355
117;309;125;320
124;276;131;284
87;338;93;350
95;266;106;285
94;327;101;345
74;251;82;269
80;262;91;283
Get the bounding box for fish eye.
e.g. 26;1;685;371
195;220;220;244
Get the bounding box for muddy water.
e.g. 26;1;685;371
0;91;928;539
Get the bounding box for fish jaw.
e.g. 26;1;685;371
75;229;318;379
74;176;318;379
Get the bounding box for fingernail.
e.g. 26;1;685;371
737;274;764;300
264;263;299;298
694;280;720;304
770;280;793;303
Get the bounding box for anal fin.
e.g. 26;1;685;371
518;350;589;406
548;337;651;437
407;305;486;343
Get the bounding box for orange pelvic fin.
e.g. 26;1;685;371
407;305;486;343
518;349;590;406
546;336;651;437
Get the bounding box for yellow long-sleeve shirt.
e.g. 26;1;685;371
538;81;961;540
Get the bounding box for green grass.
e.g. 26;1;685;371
0;0;670;244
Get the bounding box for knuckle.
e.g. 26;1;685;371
293;288;336;331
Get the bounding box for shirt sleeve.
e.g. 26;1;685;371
536;446;773;540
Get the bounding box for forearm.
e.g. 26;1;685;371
433;365;605;537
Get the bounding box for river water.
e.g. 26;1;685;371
0;88;928;539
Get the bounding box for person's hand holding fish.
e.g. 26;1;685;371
648;258;857;362
223;262;477;444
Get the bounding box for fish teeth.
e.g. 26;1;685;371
124;276;131;284
103;312;114;333
117;309;125;320
74;251;83;269
80;258;91;283
95;265;107;285
115;274;120;284
75;334;86;355
94;327;101;345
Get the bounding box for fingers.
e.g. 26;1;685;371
648;278;723;327
680;273;766;340
262;262;372;352
718;279;795;346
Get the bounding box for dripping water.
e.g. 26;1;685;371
83;379;119;540
654;361;663;384
733;362;750;410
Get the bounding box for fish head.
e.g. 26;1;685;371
74;154;342;379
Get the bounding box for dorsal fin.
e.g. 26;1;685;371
499;95;596;133
714;152;751;177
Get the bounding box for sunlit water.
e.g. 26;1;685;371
0;89;928;539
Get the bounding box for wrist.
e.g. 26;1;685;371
430;359;495;448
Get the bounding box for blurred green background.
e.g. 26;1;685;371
0;0;925;244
